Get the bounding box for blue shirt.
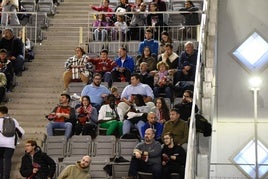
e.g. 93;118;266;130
81;84;110;105
138;39;159;56
121;83;154;100
114;55;135;73
141;122;163;140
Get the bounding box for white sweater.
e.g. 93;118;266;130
0;117;25;149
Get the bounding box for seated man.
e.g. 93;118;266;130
88;49;116;87
118;73;154;121
141;112;163;142
0;28;24;76
162;108;189;150
63;47;94;90
98;94;123;136
81;73;111;111
158;43;179;70
57;155;91;179
138;28;159;58
138;62;154;90
162;132;186;179
174;90;199;121
123;128;162;179
0;49;14;92
174;41;198;85
111;46;135;83
46;93;76;139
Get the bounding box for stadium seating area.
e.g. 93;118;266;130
43;135;138;178
0;0;206;178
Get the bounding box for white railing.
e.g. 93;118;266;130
0;11;39;44
185;0;208;178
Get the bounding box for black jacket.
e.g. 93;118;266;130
20;146;56;179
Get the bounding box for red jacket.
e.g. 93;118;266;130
89;58;116;73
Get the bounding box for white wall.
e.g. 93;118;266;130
211;0;268;177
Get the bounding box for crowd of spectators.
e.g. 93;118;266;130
0;27;33;103
89;0;200;41
39;1;202;178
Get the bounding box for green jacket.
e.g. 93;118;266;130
162;118;189;145
57;161;90;179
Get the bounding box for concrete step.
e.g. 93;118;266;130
55;13;90;18
49;18;89;24
43;31;88;36
49;22;89;28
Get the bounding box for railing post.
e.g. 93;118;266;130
79;27;83;46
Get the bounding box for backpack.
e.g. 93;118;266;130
1;117;16;137
195;114;212;137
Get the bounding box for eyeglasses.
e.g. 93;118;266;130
183;95;190;98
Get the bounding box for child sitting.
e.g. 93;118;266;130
153;61;173;100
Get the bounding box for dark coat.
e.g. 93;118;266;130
20;146;56;179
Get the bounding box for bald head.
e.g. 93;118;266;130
144;128;155;143
79;155;91;168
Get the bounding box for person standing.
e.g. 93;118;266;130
0;106;25;179
57;155;91;179
20;140;56;179
1;0;20;26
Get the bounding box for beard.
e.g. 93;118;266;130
94;81;101;86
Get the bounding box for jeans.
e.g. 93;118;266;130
0;147;14;179
11;55;25;75
123;119;145;138
94;29;108;41
46;121;73;139
1;4;20;26
128;156;162;179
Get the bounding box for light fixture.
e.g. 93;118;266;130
249;76;262;89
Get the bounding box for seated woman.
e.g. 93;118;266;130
93;13;110;41
135;46;157;72
74;96;98;137
63;47;94;90
98;94;123;136
154;97;170;123
153;61;173;101
159;31;173;54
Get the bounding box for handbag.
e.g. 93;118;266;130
78;115;88;125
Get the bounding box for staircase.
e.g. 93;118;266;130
6;0;96;178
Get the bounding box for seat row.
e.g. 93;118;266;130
43;135;139;178
87;40;199;59
21;0;57;16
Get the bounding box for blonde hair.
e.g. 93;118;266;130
110;86;118;93
156;61;169;71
